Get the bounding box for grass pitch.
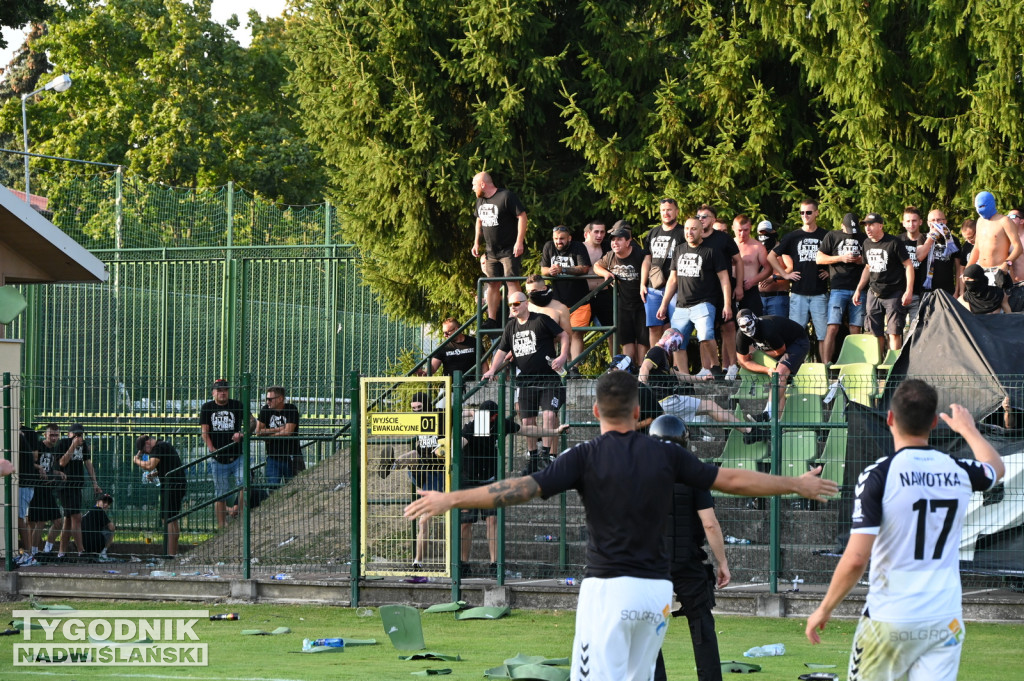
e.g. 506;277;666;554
1;600;1019;680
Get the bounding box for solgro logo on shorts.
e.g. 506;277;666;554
13;609;208;666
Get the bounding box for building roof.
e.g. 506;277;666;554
0;183;107;284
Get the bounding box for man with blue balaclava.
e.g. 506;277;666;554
966;191;1021;288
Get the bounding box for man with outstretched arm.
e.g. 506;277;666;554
806;379;1004;681
406;371;836;681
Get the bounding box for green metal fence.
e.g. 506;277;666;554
4;371;1021;601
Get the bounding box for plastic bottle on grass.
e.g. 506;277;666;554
209;613;239;621
303;637;344;651
743;643;785;657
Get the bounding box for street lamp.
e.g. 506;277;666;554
21;73;73;206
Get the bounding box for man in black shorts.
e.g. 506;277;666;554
853;213;914;356
80;494;115;557
594;222;648;366
134;435;187;557
405;371;836;681
472;171;528;328
57;423;103;558
735;309;810;435
30;424;65;554
483;290;570;473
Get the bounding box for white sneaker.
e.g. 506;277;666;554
725;365;739;380
695;368;713;379
44;542;54;553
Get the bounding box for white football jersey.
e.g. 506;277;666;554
851;447;996;622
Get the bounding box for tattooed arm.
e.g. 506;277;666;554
404;476;543;519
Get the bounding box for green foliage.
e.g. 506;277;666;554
288;0;598;324
0;0;326;205
0;0;48;50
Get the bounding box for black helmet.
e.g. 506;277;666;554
650;414;688;447
606;354;636;374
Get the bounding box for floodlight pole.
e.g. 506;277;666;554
21;73;73;205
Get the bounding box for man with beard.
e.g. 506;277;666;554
594;223;649;366
540;228;592;359
816;212;867;364
642;199;685;348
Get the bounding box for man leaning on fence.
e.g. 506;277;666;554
256;386;303;487
200;379;254;528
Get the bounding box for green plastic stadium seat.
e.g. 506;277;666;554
815;392;848;498
838;362;877;407
831;334;882;371
776;429;819;477
789;362;829;397
877;348;900;372
780;392;823;425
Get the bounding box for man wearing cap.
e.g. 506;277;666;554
658;218;732;380
484;290;570;473
199;379;253;528
472;171;529;328
55;423;102;558
816;212;867;364
641;199;685;348
756;220;791;317
542;225;593;360
768;199;829;360
854;213;914;356
134;435;187;557
594;221;649;366
735;309;810;434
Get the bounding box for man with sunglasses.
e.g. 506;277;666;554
767;199;829;361
256;386;302;487
483;291;570;473
697;205;744;378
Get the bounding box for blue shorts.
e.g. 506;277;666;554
210;458;243;498
789;293;827;341
670;302;716;342
644;288;676;327
19;486;34;519
827;289;865;327
408;469;445;492
761;293;789;318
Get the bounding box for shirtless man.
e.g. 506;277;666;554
733;214;771;317
1006;208;1024;311
967;191;1022;287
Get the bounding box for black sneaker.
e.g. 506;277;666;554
480;318;501;330
459;562;472;577
377;446;395;479
743;413;770;444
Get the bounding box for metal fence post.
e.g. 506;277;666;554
450;370;464;601
3;373;12;571
242;372;252;580
349;370;361;606
769;372;781;594
496;373;507;586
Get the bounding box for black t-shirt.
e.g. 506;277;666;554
923;235;961;295
901;234;927;295
476;188;526;257
959;241;974;267
19;429;38;486
462;417;520;485
736;314;808;355
531;430;718;579
152;441;186;490
864;234;910;298
597;246;646;310
258;403;301;459
431;335;478;380
199;398;247;463
701;229;740;280
57;437;91;487
818;229;867;290
643;225;684;290
641;346;695;399
673;240;729;307
541;241;592;306
36;440;62;487
637;383;662;430
773;227;829;295
81;507;111;553
496;312;564;383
